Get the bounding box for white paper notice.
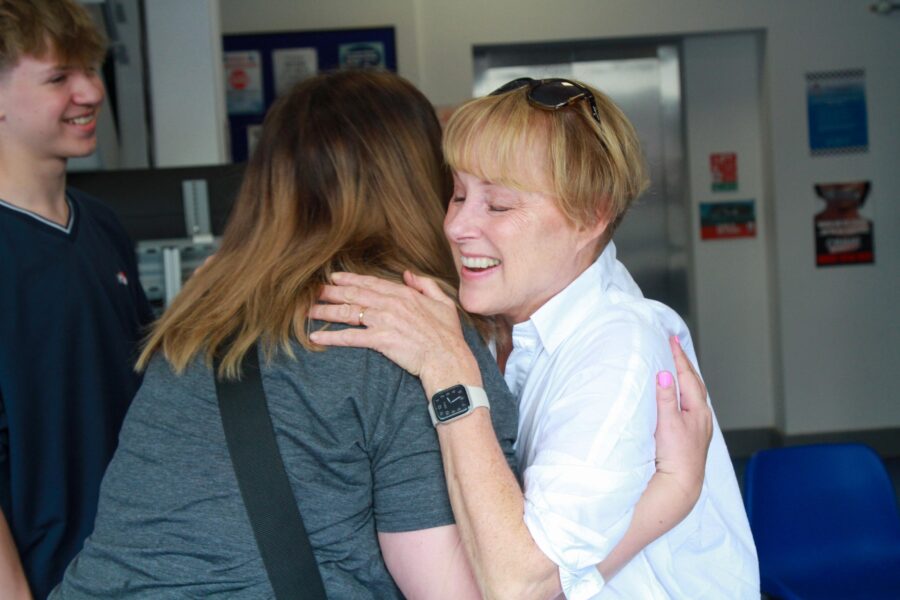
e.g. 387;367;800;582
273;48;318;96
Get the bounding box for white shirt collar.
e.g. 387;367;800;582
514;241;628;356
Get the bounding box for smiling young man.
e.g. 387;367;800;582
0;1;153;597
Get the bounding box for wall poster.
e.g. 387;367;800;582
338;42;386;69
710;152;738;192
806;69;869;155
272;48;319;97
814;181;874;267
224;51;264;115
699;200;757;240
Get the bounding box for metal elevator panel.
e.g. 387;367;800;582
473;41;690;327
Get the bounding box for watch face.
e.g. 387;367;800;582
432;385;471;422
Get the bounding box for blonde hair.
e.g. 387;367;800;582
138;70;463;378
444;80;649;237
0;0;106;74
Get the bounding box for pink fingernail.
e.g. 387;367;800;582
657;371;673;388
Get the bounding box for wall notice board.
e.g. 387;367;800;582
223;27;396;162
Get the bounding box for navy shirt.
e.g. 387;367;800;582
0;189;153;599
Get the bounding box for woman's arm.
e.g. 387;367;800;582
433;403;561;599
0;510;31;600
379;525;482;600
310;272;709;598
309;272;557;598
597;337;711;581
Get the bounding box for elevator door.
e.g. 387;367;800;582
473;42;690;324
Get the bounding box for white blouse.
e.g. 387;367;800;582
506;242;759;599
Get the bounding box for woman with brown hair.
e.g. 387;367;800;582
50;70;518;599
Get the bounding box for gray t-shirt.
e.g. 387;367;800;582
51;324;517;599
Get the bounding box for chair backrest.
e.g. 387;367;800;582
744;443;900;578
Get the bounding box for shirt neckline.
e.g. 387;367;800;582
512;242;620;356
0;194;75;234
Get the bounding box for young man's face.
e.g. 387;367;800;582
0;48;104;163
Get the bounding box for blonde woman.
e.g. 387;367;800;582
311;78;759;599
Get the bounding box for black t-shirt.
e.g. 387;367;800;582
0;188;153;599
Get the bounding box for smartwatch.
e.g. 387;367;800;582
428;384;490;426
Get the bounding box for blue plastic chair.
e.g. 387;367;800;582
744;443;900;599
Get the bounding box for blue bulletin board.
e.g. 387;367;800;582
223;27;396;162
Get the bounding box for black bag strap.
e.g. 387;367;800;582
214;343;328;600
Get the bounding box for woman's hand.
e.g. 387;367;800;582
654;336;713;503
308;271;482;396
596;336;713;582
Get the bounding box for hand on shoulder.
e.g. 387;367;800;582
308;271;482;396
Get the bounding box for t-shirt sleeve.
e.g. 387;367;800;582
370;368;455;533
102;195;155;328
131;273;155;329
462;325;519;476
0;389;9;515
521;319;671;597
370;323;519;533
124;239;155;328
69;188;155;328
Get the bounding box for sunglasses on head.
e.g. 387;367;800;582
489;77;602;125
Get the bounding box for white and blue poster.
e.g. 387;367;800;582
224;51;264;116
338;42;385;69
806;69;868;155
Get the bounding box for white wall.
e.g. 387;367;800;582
145;0;227;167
218;0;900;435
760;4;900;434
682;33;776;430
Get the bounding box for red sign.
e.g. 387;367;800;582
229;68;249;90
710;152;738;192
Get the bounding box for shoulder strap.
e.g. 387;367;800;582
214;343;328;600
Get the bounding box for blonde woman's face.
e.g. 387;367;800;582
444;169;601;324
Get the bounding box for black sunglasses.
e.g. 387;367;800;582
489;77;602;125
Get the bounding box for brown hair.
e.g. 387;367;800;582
0;0;107;74
443;80;649;240
138;70;465;378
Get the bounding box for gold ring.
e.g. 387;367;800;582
359;308;366;325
